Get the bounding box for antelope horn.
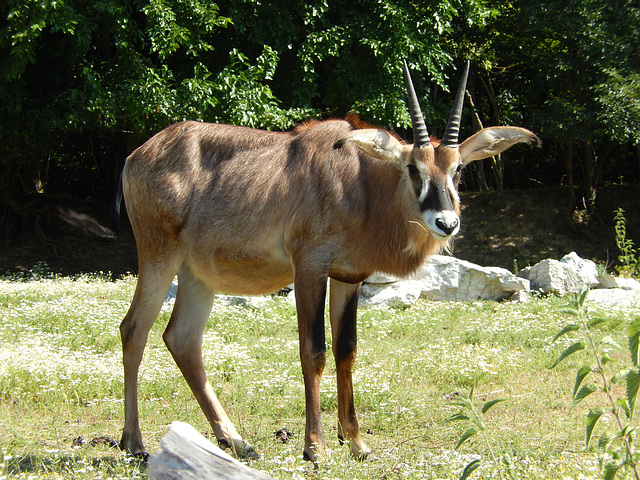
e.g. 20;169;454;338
402;59;430;147
442;60;470;148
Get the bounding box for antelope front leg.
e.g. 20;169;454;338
294;266;329;464
329;279;371;459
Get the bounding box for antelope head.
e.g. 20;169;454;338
335;60;540;244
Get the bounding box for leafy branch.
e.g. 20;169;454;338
552;289;640;480
444;384;512;480
614;208;639;279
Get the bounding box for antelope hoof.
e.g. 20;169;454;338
219;438;260;460
119;432;148;459
338;433;371;460
351;442;371;461
303;442;325;467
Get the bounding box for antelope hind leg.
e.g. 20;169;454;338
162;267;256;458
120;263;179;456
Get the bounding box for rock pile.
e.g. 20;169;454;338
361;256;528;307
360;252;640;307
360;252;640;308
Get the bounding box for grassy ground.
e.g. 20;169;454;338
1;274;639;479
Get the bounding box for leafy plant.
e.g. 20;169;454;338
0;261;55;282
614;208;639;279
444;384;512;480
551;289;640;479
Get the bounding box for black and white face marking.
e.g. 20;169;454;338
408;157;462;240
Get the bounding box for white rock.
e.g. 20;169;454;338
560;252;600;288
364;272;400;284
217;295;272;308
618;277;640;291
586;289;640;309
519;259;585;296
414;255;529;302
598;275;640;291
360;280;422;307
164;281;273;308
508;289;530;303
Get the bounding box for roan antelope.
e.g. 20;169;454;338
115;60;540;463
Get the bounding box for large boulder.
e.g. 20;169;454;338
518;252;599;296
416;256;529;302
362;255;529;305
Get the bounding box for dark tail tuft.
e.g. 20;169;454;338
109;169;125;235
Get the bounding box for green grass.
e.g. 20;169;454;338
0;275;638;478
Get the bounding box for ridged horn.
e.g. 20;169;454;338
402;59;430;147
441;60;470;148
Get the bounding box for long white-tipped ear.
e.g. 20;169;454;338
459;126;541;165
334;129;407;168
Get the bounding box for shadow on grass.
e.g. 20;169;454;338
4;451;147;477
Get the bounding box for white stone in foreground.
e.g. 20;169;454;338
148;422;271;480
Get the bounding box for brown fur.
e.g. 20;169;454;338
118;116;539;463
125;120;442;289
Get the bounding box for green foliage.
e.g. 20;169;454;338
1;0;640;229
444;384;512;480
551;289;640;479
214;47;315;130
596;70;640;146
614;208;640;279
227;0;496;126
465;0;640;202
0;0;316;202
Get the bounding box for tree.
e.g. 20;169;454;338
0;0;311;236
466;0;640;214
3;0;638;241
222;0;496;129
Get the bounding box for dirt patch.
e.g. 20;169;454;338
0;199;137;278
455;185;640;271
1;185;638;277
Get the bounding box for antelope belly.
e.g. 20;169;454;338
188;252;294;296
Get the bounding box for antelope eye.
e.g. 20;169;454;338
406;164;423;199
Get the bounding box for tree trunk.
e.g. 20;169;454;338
562;140;576;212
479;77;503;190
579;139;605;221
464;91;490;190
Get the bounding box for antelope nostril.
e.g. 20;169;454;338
435;217;459;236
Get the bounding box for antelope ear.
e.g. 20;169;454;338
334;129;407;168
459;126;541;165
